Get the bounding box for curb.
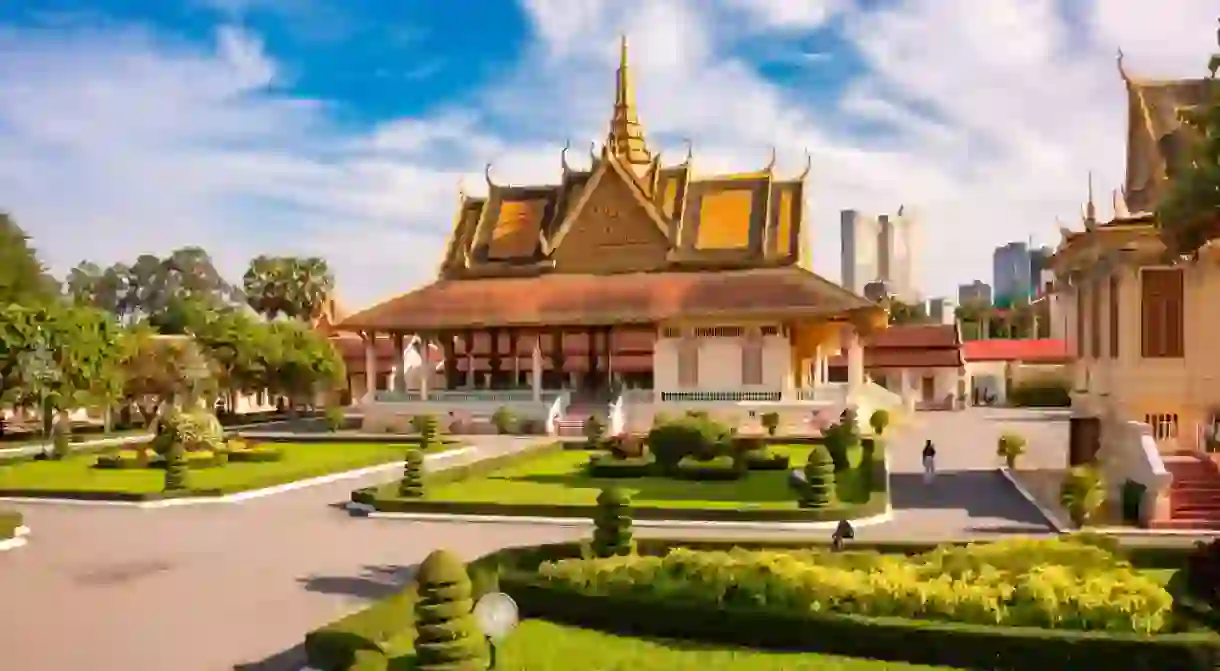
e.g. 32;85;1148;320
0;525;30;552
365;503;895;531
997;467;1069;533
0;447;477;509
1088;526;1220;537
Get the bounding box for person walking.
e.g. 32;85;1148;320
922;439;937;484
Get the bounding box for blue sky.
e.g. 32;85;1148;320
0;0;1215;306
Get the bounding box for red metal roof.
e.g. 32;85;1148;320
962;338;1070;363
829;324;964;369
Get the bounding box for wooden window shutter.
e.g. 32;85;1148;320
1141;269;1185;359
1090;279;1102;358
1075;284;1086;358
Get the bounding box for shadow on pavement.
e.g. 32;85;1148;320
889;471;1049;526
232;643;307;671
297;563;419;600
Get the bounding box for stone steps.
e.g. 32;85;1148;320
1165;455;1220;527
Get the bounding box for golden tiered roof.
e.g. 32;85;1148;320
340;37;880;332
438;36;813;279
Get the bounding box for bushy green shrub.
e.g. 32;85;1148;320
50;416;71;460
225;447;283;463
743;449;790;471
586;453;654;478
592;488;634;557
1179;539;1220;612
673;455;746;481
413;549;487;670
324;406;345;432
157;409;224;454
822;423;856;472
646;416;730;470
412;414;441;452
800;445;835;508
997;432;1027;469
399;448;425;497
491;406;517;435
1010;381;1071;407
583;414;606;447
869;409;890;436
1060;466;1106;527
761;411;780;436
537;538;1174;634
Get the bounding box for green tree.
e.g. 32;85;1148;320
413;550;487;670
119;327;215;429
399;447;425;497
188;307;273;411
885;298;927;325
592;487;634;557
800;445;836;509
243;255;334;321
263;320;345;413
0;213;59;306
1158;22;1220;256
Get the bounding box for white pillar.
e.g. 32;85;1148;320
465;333;475;388
847;329;865;393
418;335;430;401
814;346;823;386
531;336;542;402
363;331;377;398
392;333;407;392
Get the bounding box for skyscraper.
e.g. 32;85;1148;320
841;208;919;302
958;280;992;306
992;242;1032;308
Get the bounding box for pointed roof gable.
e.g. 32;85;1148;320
547;147;672;253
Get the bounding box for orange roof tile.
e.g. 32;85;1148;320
339;267;877;332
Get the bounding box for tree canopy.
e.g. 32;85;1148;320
0;213;59;306
243;255;335;321
1158;22;1220;256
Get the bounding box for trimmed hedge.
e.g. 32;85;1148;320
1010;381;1072;408
672;455;746;481
586;454;654;478
94;450;228;470
0;509;23;539
742;449;790;471
303;538;1213;671
226;447;285;463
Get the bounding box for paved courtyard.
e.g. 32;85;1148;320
0;411;1064;671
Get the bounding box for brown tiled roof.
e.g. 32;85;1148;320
829;324;963;369
338;267;878;332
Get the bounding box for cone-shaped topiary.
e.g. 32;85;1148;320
592;487;634;557
163;440;189;491
800;445;835;508
412;414;441;451
399;447;425;497
413;549;488;670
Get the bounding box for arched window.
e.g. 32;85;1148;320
677;335;699;388
741;329;763;386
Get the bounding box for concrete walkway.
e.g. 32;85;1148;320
0;413;1062;671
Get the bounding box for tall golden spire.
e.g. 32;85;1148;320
606;35;652;167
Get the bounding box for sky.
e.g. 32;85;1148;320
0;0;1216;309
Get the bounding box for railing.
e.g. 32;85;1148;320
372;389;562;404
791;384;848;403
622;388;654;404
660;391;783;403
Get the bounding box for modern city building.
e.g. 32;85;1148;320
926;297;956;325
957;280;992;306
993;241;1032;308
840;208;919;303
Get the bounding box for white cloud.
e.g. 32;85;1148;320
1;0;1217;310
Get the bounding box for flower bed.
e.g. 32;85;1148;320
302;537;1217;671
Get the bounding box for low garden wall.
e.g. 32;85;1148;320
303;537;1217;671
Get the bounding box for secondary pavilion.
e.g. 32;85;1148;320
337;36;895;434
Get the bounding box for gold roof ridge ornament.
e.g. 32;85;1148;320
606;34;652;165
1083;170;1097;229
798;149;812;181
1117;48;1132;84
457;174;467;200
1113;186;1131;219
589;140;598;166
560;139;572;175
484;162;497;190
682;138;693;165
764;146;777;173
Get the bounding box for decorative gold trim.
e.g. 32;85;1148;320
547;149;673;251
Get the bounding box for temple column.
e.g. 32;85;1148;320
362;330;377;399
512;329;521;388
441;333;458;390
464;329;475;388
391;333;406;392
488;328;502;389
605;327;615;388
846;329;865;393
551;329;565;389
813;345;824;386
418;333;431;401
531;335;542;402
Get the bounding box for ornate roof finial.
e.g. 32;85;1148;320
606;35;652;166
682;137;693;165
1116;48;1131;84
1113;187;1131;219
484;162;496;189
1085;171;1096;224
764;146;777;173
457;174;467;199
588;140;598;167
798;149;812;181
561;139;572;174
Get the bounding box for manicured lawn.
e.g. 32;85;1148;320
0;442;442;495
375;444;875;511
379;619;953;670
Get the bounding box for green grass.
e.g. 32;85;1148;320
374;444;873;511
378;619;952;670
0;441;449;495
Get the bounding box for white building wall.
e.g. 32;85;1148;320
652;332;792;392
841;209;879;294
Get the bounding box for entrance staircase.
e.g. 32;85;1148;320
554;399;610;438
1158;455;1220;530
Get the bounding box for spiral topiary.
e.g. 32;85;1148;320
163;439;189;492
592;487;635;557
413;549;488;670
412;414;441;452
399;448;425;497
800;445;835;508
